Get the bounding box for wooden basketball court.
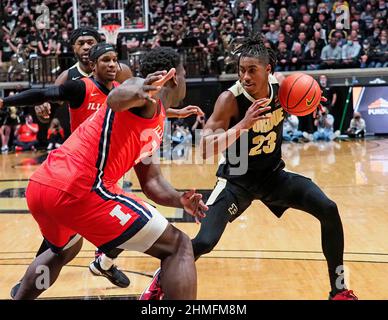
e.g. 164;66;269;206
1;138;388;299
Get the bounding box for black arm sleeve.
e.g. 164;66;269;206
3;80;86;109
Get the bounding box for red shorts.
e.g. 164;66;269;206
26;180;168;253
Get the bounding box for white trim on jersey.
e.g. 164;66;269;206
94;108;152;220
229;78;275;106
206;178;227;206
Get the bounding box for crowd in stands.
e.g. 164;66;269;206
266;0;388;70
1;0;387;77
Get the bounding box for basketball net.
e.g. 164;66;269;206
100;24;121;45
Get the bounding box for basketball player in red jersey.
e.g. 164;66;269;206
1;43;131;290
35;27;203;124
2;49;207;300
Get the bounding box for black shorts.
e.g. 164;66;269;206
208;169;325;222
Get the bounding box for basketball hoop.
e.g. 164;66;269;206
100;24;121;45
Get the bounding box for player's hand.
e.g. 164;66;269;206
240;98;272;130
313;95;327;118
180;189;208;224
35;102;51;120
142;68;176;103
177;105;204;118
0;98;3;109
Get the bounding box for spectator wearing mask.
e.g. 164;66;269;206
341;35;361;68
374;34;388;68
346;112;366;138
360;39;377;68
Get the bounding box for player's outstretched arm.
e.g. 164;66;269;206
107;69;175;112
0;80;86;110
34;70;70;124
134;161;207;222
200;91;271;159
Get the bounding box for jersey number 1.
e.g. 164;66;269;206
110;205;132;226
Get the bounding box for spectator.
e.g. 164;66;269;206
283;113;303;142
14;114;39;152
346;112;366;138
341;35;361;68
303;40;321;70
313;30;327;52
47;118;65;151
319;75;337;113
303;107;340;142
290;42;304;70
276;41;290;71
373;33;388;68
1;102;21;154
360;39;377;68
321;36;342;69
265;23;280;45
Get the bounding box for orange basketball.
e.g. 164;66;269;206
278;73;321;116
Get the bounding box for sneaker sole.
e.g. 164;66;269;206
88;262;130;288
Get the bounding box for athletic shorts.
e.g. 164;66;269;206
207;170;317;222
26;180;168;253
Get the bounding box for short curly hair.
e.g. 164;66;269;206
139;47;181;77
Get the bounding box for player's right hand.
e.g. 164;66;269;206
35;102;51;119
240;98;272;130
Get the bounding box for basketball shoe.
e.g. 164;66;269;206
139;268;164;300
329;289;358;300
10;280;22;299
89;255;130;288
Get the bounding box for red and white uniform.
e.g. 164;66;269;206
27;102;168;253
70;78;119;132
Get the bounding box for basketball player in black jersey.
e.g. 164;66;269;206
144;34;358;300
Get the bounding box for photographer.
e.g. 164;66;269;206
47;118;64;150
303;107;340;141
346;112;366;138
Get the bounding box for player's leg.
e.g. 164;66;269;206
192;179;253;259
14;235;83;300
71;190;196;300
13;180;84;300
140;179;253;300
261;170;357;299
145;223;196;300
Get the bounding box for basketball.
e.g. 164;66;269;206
278;73;321;116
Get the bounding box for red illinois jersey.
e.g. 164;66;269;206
70;78;120;132
31;102;166;197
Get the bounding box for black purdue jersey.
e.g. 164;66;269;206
216;74;285;188
67;62;92;81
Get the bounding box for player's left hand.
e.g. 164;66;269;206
180;189;208;224
313;95;328;118
178;105;204;118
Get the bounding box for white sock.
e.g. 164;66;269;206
99;254;114;270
